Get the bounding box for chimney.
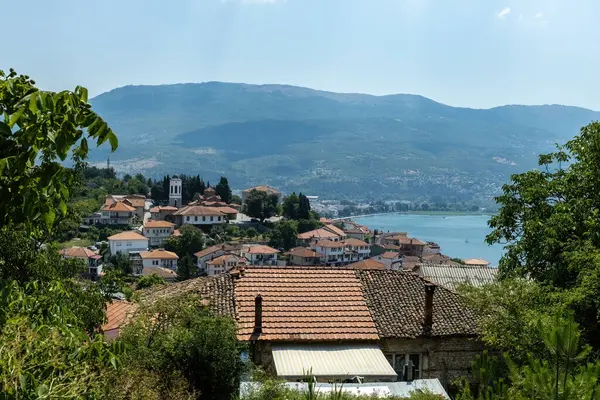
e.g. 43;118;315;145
254;295;263;334
424;283;436;332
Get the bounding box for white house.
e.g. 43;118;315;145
143;220;176;247
99;201;136;225
342;238;371;264
140;249;179;270
310;240;345;265
371;251;403;270
149;205;178;221
206;254;247;276
104;195;145;220
172;206;226;227
108;231;149;255
297;228;341;245
241;245;279;266
59;246;103;280
194;244;243;275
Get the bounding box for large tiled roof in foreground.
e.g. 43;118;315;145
356;270;478;338
235;268;379;341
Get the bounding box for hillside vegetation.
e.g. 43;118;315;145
90;82;600;201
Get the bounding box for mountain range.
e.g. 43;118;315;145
89;82;600;202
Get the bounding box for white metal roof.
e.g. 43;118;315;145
271;344;397;380
417;263;497;290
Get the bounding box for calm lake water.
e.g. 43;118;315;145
354;214;504;266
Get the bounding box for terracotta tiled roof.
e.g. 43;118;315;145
315;240;345;248
380;251;400;259
207;254;246;266
297;228;339;240
346;259;385;270
323;224;346;237
384;244;401;251
356;270;478;338
319;217;333;224
390;235;426;246
143;274;236;318
215;206;239;214
344;238;369;247
242;185;281;195
287;247;323;258
194;244;227;259
140;249;179;260
108;231;148;241
102;201;136;212
150;205;178;213
243;245;279;255
144;220;175;228
173;206;225;216
124;197;145;208
59;246;96;259
235;267;379;341
102;300;137;339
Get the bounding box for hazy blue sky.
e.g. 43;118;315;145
2;0;599;109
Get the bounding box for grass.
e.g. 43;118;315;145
59;238;93;249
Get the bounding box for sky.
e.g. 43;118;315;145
2;0;599;109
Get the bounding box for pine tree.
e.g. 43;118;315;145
215;176;232;203
177;254;196;281
298;193;311;220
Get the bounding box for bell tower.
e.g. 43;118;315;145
169;177;182;207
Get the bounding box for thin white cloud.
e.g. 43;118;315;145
221;0;282;3
497;7;511;19
533;12;544;19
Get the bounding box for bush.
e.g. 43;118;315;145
136;273;166;290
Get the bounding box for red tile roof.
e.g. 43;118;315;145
235;268;379;341
286;247;323;258
243;245;279;255
346;259;385;270
207;254;246;266
380;251;400;259
215;206;239;214
323;224;346;237
150;205;178;213
108;231;147;241
140;249;179;260
144;220;175;228
315;240;345;248
102;300;137;339
101;201;136;212
297;228;340;240
344;238;369;247
173;206;225;216
59;246;96;259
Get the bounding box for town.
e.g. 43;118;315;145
52;168;499;398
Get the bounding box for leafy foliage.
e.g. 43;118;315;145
486;121;600;350
215;176;232;203
165;224;205;259
268;220;299;251
244;190;279;222
177;254;196;281
120;294;247;400
136;273;166;290
0;68;117;235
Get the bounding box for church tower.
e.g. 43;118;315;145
169;177;182;207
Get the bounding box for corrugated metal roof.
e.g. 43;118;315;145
417;263;497;290
240;379;450;399
271;344;397;380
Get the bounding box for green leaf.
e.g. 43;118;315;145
0;121;11;136
36;383;49;398
76;86;89;103
58;200;67;216
8;108;24;128
80;137;88;154
108;130;119;151
44;209;56;229
29;92;38;114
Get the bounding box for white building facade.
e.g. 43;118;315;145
169;178;183;207
140;249;179;270
108;231;149;255
142;220;176;247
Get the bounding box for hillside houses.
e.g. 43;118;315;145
149;205;178;221
142;220;176;247
172;206;227;227
105;194;145;219
59;246;103;279
140;249;179;270
108;231;148;256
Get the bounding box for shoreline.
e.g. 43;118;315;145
336;211;494;220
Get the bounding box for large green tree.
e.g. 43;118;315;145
165;224;204;259
282;192;300;220
244;189;279;222
215;176;232;203
268;220;298;251
487;121;600;350
0;68;117;236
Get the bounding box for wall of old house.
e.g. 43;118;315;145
380;336;483;388
250;337;482;387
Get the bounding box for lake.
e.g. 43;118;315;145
354;213;504;266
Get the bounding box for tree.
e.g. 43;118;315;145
298;193;311;220
244;190;279;222
231;194;242;205
166;225;204;259
268;220;298;251
177;254;196;281
0;69;117;236
282;192;299;220
215;176;232;204
486;122;600;349
136;273;166;290
108;252;133;275
120;294;247;400
245;227;258;239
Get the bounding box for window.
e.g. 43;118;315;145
195;216;198;221
385;354;421;381
153;260;158;266
203;216;206;221
116;242;122;246
126;242;132;247
210;216;214;222
218;216;221;221
186;216;190;221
